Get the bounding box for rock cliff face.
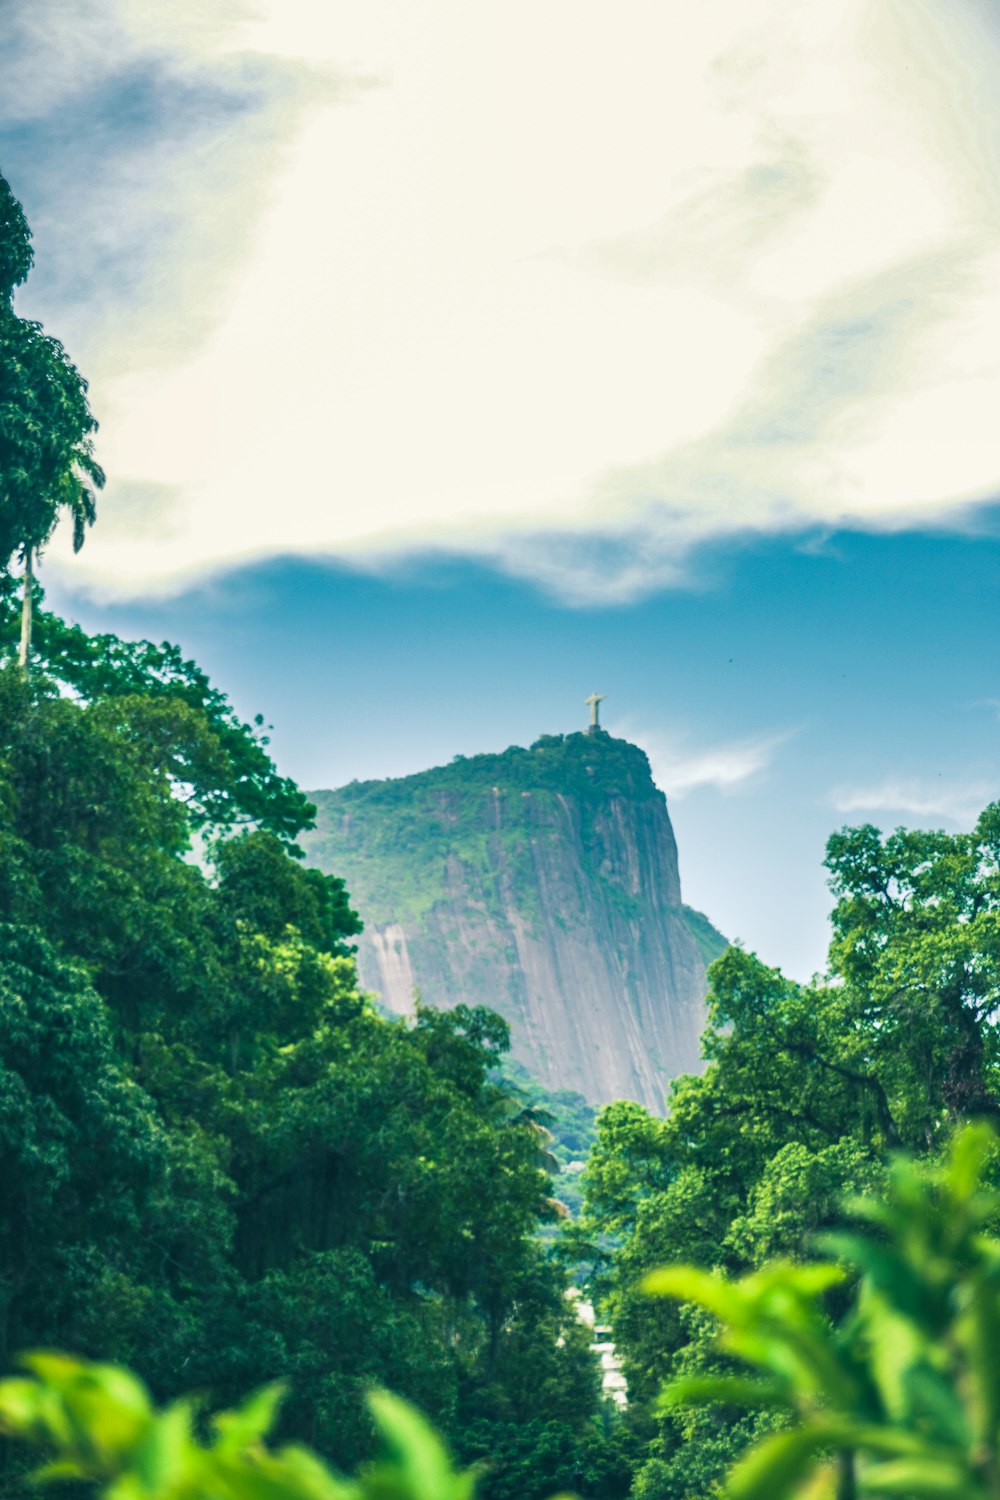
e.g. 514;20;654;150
304;732;724;1113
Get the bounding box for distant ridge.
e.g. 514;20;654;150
303;732;726;1112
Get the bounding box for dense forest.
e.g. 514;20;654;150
0;585;626;1497
5;167;1000;1500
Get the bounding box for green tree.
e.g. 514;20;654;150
580;807;1000;1498
0;175;31;305
0;171;104;668
0;922;168;1366
825;811;1000;1136
0;596;316;843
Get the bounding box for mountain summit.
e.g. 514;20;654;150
304;732;724;1111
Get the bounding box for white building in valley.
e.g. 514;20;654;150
567;1290;628;1409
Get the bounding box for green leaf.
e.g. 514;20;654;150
367;1391;460;1500
747;1262;846;1301
213;1384;285;1452
948;1124;997;1203
29;1460;89;1486
858;1456;983;1496
0;1376;46;1435
131;1400;192;1493
266;1445;360;1500
659;1374;791;1411
642;1265;749;1320
723;1424;838;1500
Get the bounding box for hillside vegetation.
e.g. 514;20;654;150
307;734;712;936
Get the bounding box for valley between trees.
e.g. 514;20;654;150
5;171;1000;1500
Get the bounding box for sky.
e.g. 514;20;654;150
3;0;1000;979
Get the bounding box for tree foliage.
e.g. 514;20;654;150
0;172;103;591
0;304;104;567
648;1123;1000;1499
3;1130;998;1500
580;808;1000;1498
0;629;613;1498
0;588;315;843
0;176;31;300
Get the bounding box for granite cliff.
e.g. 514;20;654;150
303;732;725;1113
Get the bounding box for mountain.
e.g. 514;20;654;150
303;731;726;1112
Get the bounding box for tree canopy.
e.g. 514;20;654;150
0;175;31;302
0;607;616;1499
577;806;1000;1498
0;171;104;667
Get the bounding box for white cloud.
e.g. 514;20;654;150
616;725;794;800
16;0;1000;600
3;0;355;379
831;779;995;827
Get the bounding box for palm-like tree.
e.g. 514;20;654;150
0;172;104;670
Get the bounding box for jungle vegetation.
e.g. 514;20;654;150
576;808;1000;1498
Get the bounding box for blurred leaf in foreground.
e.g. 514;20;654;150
0;1355;478;1500
645;1123;1000;1499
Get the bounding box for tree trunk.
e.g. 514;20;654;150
18;546;33;671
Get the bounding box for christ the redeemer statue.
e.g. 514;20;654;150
585;692;605;733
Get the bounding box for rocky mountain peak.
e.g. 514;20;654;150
303;733;724;1112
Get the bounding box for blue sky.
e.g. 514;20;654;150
5;0;1000;978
